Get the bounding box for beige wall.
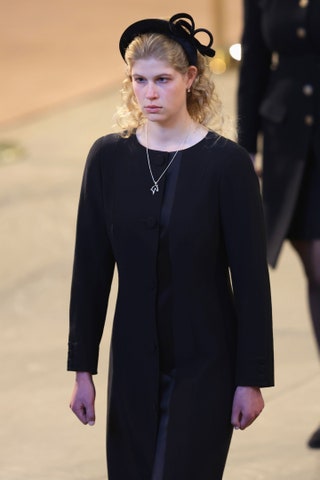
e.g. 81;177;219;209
212;0;243;46
0;0;242;125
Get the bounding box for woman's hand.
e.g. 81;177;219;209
231;386;264;430
69;372;96;425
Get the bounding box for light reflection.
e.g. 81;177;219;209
229;43;242;61
209;44;242;75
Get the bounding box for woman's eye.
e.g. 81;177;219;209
157;77;169;83
134;77;146;84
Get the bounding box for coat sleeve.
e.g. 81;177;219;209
67;136;116;374
219;143;274;387
237;0;271;153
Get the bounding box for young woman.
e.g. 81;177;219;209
68;13;274;480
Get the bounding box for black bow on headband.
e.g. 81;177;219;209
119;12;216;66
168;13;215;59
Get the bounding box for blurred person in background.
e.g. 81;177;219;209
237;0;320;448
68;12;274;480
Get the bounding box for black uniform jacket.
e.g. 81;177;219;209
68;131;274;480
238;0;320;266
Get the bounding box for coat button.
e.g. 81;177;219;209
304;115;314;126
299;0;309;6
302;84;314;96
296;27;307;39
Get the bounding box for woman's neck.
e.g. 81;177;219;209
137;119;207;152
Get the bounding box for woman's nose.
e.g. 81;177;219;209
146;83;158;99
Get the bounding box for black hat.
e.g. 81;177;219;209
119;13;215;66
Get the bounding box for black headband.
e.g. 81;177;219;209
119;13;215;66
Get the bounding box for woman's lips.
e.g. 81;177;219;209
145;105;162;113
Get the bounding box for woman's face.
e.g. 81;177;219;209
131;57;197;126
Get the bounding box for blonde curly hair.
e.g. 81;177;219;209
114;33;225;137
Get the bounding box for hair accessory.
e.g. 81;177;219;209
119;12;215;66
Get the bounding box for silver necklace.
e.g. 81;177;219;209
145;124;190;195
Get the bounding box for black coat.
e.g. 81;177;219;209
238;0;320;266
68;132;274;480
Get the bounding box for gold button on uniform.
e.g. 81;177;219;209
304;115;314;126
302;84;314;96
299;0;309;7
296;27;307;38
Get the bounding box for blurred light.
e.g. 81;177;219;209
210;57;227;75
229;43;242;62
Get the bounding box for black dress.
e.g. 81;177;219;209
153;149;233;479
152;151;181;480
156;152;182;375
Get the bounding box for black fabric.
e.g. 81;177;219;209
288;148;320;239
156;152;182;373
151;372;176;480
119;13;215;67
238;0;320;266
68;131;274;480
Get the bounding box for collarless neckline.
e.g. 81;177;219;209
133;130;212;154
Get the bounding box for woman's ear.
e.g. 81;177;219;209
187;65;198;89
